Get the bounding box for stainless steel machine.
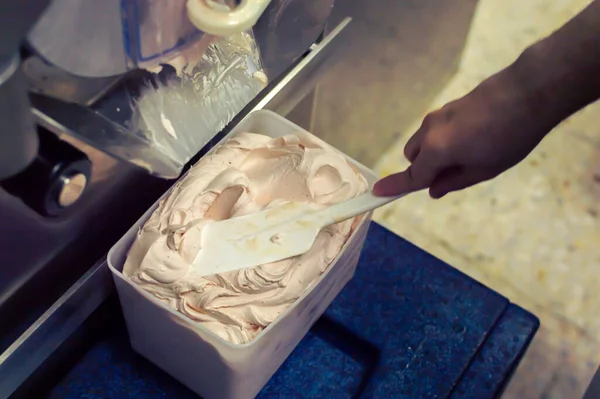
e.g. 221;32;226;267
0;1;352;396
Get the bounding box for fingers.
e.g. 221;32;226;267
375;108;459;197
373;152;446;196
372;170;412;196
404;133;422;162
404;118;428;162
429;168;495;198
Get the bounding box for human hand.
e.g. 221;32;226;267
373;66;557;199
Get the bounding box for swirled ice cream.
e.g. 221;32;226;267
123;132;368;344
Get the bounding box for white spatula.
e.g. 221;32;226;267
191;191;403;277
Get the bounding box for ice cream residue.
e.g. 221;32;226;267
160;113;177;139
123;132;368;344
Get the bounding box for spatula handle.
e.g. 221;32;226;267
317;191;404;227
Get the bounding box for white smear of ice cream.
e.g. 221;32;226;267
253;71;268;86
161;113;177;139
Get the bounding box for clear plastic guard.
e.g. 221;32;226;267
122;0;202;66
88;30;267;179
121;0;249;66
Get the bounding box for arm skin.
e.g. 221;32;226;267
373;0;600;198
510;0;600;131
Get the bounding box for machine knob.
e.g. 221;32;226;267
2;128;92;217
57;172;88;208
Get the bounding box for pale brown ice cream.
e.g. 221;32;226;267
123;132;368;344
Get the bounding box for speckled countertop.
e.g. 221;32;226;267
364;0;600;397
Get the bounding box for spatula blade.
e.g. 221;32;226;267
190;202;323;277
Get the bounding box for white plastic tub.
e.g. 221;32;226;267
107;110;378;399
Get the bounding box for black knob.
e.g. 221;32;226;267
2;127;92;217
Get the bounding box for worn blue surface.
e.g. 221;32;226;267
46;223;538;399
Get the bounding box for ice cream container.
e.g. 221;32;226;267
107;110;378;399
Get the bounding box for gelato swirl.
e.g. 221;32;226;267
123;132;368;344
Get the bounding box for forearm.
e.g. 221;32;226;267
509;0;600;128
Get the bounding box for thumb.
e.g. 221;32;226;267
373;153;445;196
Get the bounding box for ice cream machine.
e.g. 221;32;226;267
0;0;354;397
1;0;275;212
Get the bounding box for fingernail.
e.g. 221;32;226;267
372;181;385;195
373;179;396;196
